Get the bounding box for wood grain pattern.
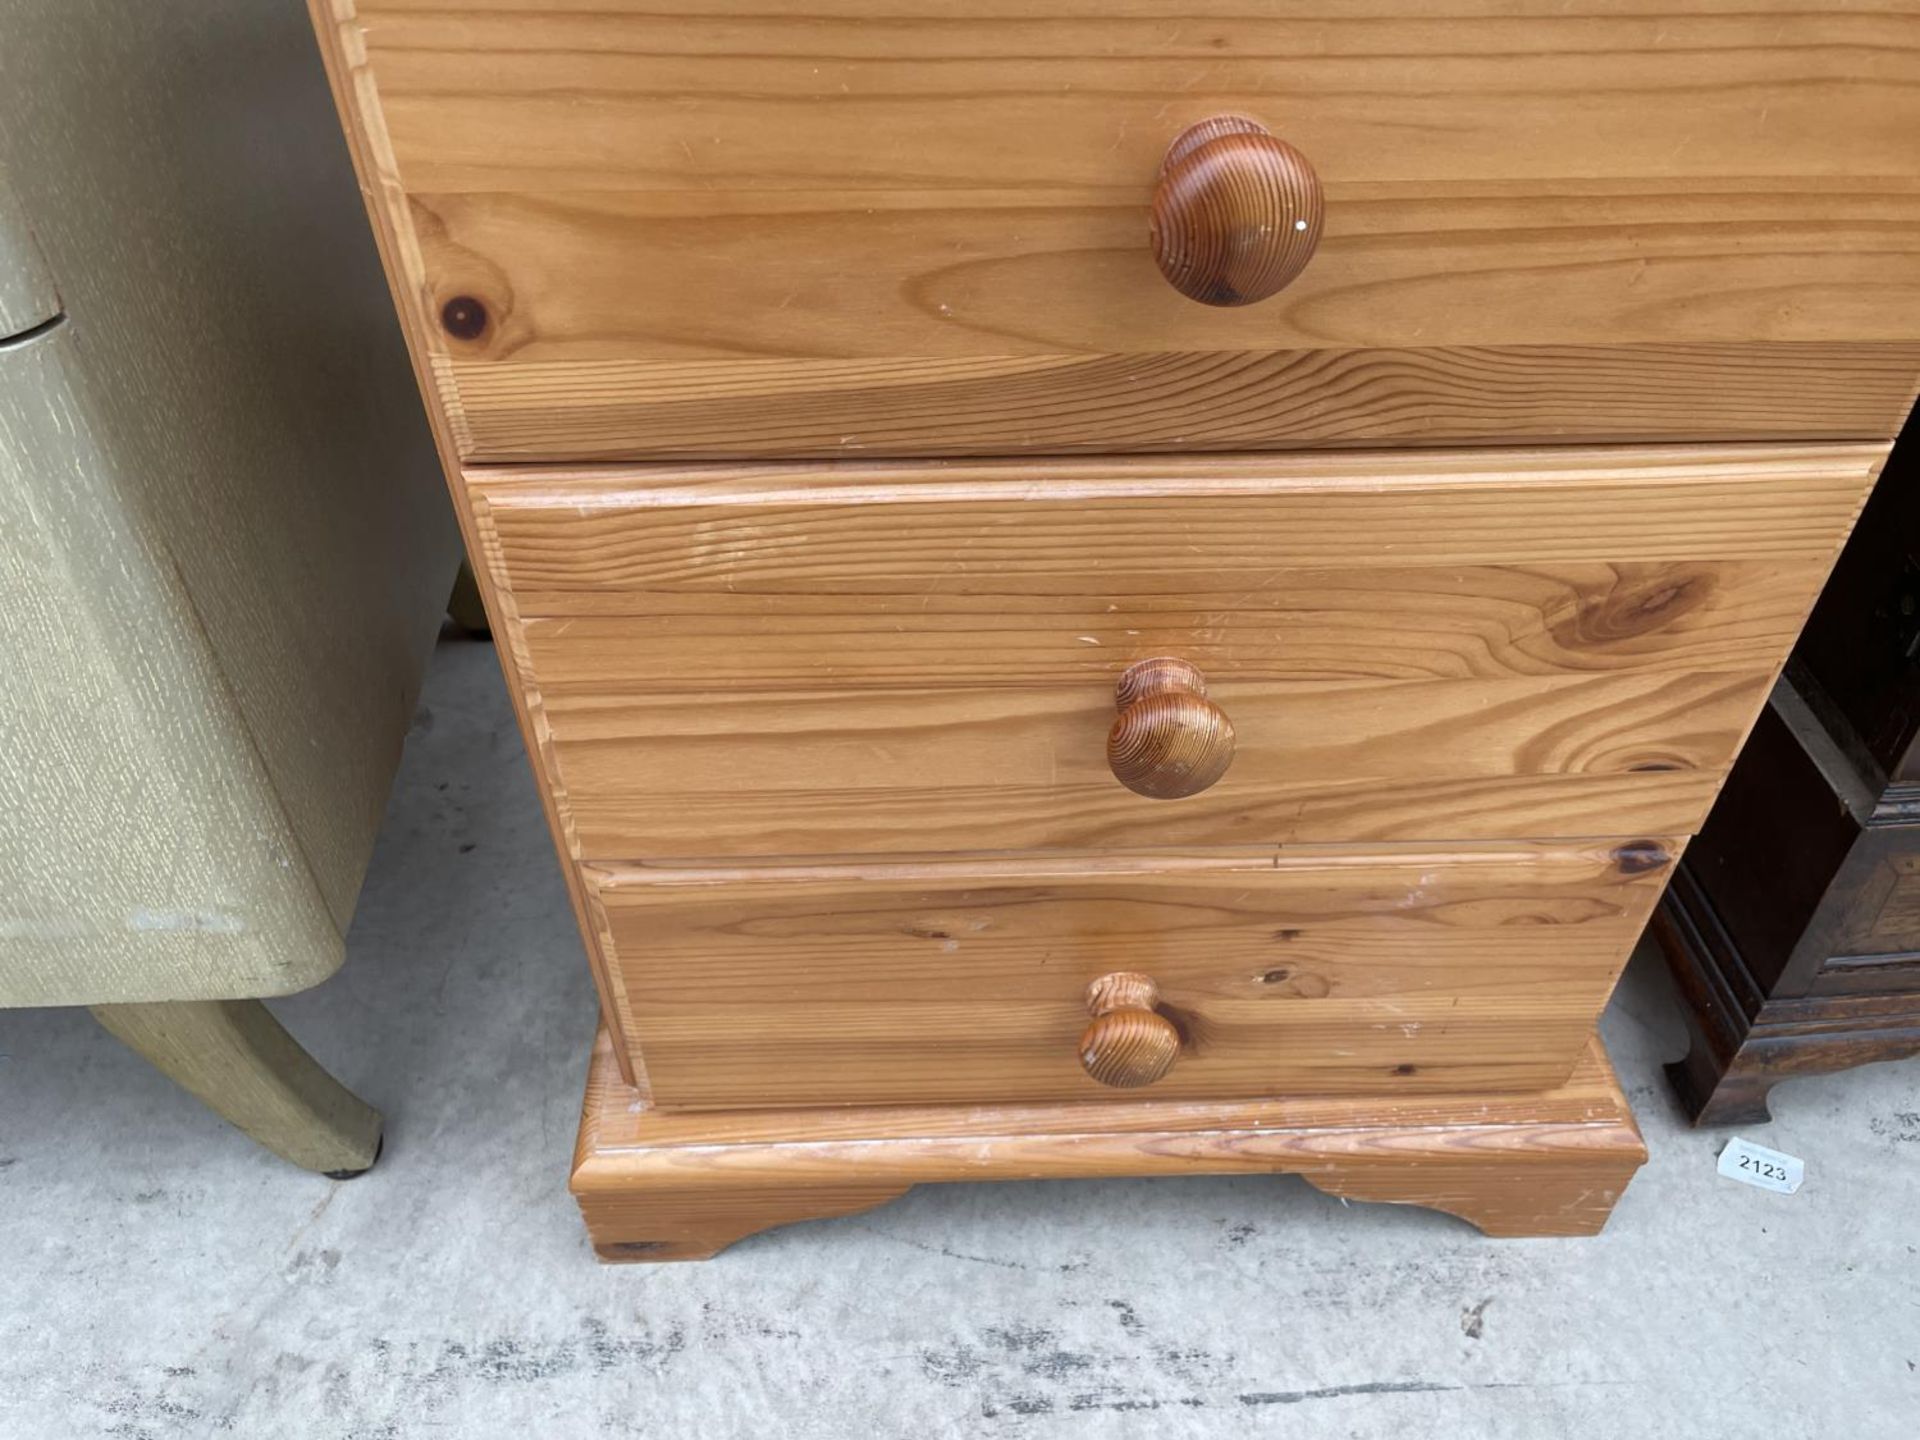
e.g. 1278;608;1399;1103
435;343;1920;462
356;2;1920;190
409;186;1920;359
1107;658;1235;800
1078;972;1183;1088
573;1026;1647;1260
319;0;1920;458
306;0;642;1084
1151;117;1322;306
473;445;1878;860
586;842;1672;1109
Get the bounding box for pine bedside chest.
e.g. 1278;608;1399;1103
310;0;1919;1259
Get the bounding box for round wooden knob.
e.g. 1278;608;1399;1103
1107;657;1235;799
1078;973;1181;1089
1151;116;1323;307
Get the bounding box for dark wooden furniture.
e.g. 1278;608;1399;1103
1656;420;1920;1124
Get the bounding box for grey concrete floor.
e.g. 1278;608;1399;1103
3;636;1917;1439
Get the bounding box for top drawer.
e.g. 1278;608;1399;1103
321;1;1920;462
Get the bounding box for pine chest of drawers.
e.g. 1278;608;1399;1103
311;0;1918;1259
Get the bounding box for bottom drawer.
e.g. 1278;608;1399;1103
588;841;1674;1110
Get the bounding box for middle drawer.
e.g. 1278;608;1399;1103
472;444;1875;861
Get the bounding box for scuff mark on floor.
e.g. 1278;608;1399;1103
1240;1380;1459;1406
1868;1111;1920;1144
917;1309;1240;1419
1461;1297;1492;1339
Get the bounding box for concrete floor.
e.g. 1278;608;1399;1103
3;636;1917;1439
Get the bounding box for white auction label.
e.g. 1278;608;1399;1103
1717;1136;1805;1195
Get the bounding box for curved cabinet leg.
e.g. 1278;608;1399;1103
1665;1038;1778;1128
1671;1024;1920;1128
1300;1153;1643;1238
91;999;383;1177
1650;881;1780;1127
1653;892;1920;1126
572;1179;912;1263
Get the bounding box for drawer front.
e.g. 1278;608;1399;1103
476;445;1879;862
320;1;1920;461
589;843;1673;1109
